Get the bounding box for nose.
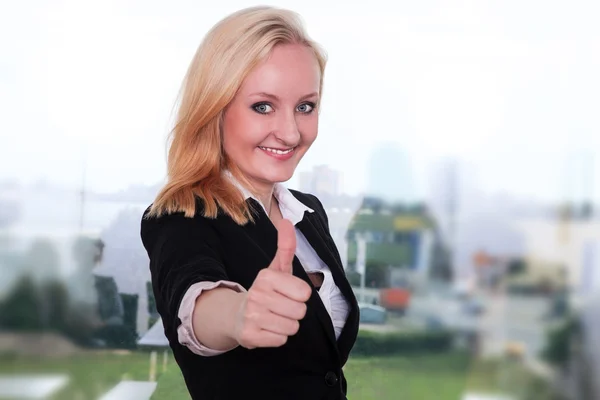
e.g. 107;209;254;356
274;111;300;147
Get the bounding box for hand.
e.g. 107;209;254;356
233;219;312;349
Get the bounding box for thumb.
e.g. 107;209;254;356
269;219;296;273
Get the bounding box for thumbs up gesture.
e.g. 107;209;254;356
233;219;312;349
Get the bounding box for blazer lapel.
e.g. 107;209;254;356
297;213;356;308
244;200;341;356
296;212;360;362
297;212;359;363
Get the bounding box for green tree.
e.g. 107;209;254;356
40;280;70;332
0;275;42;331
542;315;580;368
62;302;102;345
507;259;527;276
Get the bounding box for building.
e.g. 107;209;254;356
513;216;600;297
345;199;447;287
513;214;600;399
298;165;342;198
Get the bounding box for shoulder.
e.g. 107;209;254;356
140;200;219;251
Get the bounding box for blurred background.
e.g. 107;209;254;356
1;1;599;399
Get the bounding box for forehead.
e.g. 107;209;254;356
238;44;321;98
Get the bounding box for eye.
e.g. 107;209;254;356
252;102;274;114
297;102;315;114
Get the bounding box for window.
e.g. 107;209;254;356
2;2;599;399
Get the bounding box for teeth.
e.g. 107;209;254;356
259;146;294;155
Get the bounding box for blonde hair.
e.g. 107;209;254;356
148;6;327;225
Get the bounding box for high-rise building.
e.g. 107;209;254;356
562;149;595;217
427;157;460;246
426;157;493;280
298;165;342;197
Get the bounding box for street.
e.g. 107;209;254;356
357;286;554;361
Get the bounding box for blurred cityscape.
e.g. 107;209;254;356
2;1;600;399
1;147;599;399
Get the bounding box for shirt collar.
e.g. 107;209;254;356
223;170;313;225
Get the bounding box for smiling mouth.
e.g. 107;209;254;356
258;146;296;155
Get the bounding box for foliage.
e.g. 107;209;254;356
94;324;138;349
39;280;71;332
0;275;42;331
351;329;454;357
507;259;527;275
542;315;581;367
347;241;411;266
0;350;560;400
61;302;102;345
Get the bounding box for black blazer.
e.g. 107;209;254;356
140;190;359;400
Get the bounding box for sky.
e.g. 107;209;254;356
1;0;599;202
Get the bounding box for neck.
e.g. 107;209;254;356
224;169;276;216
254;185;275;216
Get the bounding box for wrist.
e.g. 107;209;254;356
226;291;248;344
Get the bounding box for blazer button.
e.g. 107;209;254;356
324;371;338;387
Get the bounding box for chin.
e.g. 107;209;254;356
260;168;295;184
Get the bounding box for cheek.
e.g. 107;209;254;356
222;114;244;161
224;108;269;146
223;109;253;153
300;117;319;146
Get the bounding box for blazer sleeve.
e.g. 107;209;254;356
140;209;228;332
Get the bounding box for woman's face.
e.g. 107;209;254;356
222;43;320;193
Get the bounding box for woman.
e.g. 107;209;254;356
140;6;359;400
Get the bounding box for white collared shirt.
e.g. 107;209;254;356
176;175;350;356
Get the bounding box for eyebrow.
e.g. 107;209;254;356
249;92;319;102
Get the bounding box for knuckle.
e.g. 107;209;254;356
241;338;256;350
253;272;266;286
240;327;262;349
256;269;271;282
258;268;270;277
258;269;277;285
244;309;261;325
276;335;288;347
297;303;307;319
241;299;260;323
302;280;312;291
290;319;300;335
302;286;312;300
